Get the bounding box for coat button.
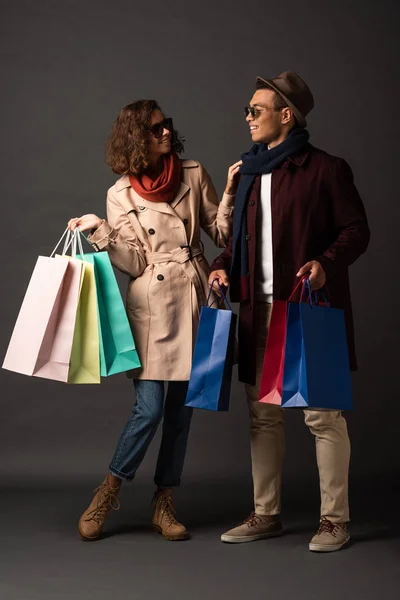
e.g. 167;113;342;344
183;218;188;225
246;234;251;240
157;274;164;281
148;228;155;235
249;200;255;206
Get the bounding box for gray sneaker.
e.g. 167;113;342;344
221;512;283;544
309;517;350;552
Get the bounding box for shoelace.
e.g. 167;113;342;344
317;517;344;537
154;494;178;527
85;483;120;525
243;512;267;529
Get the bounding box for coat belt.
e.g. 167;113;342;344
145;246;206;305
145;246;203;265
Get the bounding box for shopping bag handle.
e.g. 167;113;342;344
207;279;232;310
301;277;331;309
75;228;99;252
301;277;314;303
314;288;330;308
71;228;99;257
72;228;85;257
59;228;84;258
50;227;97;258
288;275;308;301
50;227;71;257
289;276;330;308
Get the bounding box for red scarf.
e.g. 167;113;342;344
129;154;182;203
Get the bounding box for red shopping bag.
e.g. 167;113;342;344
258;278;305;405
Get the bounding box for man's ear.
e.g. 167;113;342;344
281;107;294;125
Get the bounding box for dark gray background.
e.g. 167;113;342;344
1;1;399;598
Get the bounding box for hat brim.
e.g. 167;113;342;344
256;76;307;128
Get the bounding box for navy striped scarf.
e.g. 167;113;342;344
231;128;310;297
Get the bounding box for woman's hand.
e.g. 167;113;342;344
224;160;243;195
67;214;103;233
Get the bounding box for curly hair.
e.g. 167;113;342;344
106;100;185;175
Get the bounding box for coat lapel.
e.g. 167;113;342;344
171;181;190;209
115;175;190;216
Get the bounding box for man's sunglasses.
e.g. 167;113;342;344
244;106;265;119
147;117;173;139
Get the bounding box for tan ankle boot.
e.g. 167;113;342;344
78;477;121;540
152;490;189;541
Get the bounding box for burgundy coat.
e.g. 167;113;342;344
211;144;370;385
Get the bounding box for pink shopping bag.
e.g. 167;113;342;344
33;257;83;381
3;230;84;381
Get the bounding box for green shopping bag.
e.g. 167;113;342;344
75;230;141;376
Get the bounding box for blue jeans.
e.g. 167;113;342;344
109;380;193;487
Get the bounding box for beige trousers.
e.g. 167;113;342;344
245;302;351;523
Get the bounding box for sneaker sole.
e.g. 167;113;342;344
221;529;283;544
309;536;350;552
153;525;190;541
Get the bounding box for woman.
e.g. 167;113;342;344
68;100;240;541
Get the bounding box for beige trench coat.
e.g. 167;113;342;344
89;160;234;380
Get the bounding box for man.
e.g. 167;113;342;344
209;72;370;552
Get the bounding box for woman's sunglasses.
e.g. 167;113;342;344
147;117;174;139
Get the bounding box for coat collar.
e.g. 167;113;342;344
114;175;190;216
286;144;311;167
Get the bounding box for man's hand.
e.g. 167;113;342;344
297;260;326;290
224;160;243;195
208;270;229;293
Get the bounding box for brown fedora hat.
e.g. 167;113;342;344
256;71;314;127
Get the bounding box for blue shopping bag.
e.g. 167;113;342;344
281;280;353;410
185;281;237;411
75;230;141;377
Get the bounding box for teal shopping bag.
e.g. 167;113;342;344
75;231;141;376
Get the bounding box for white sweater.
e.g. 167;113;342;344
255;172;273;302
